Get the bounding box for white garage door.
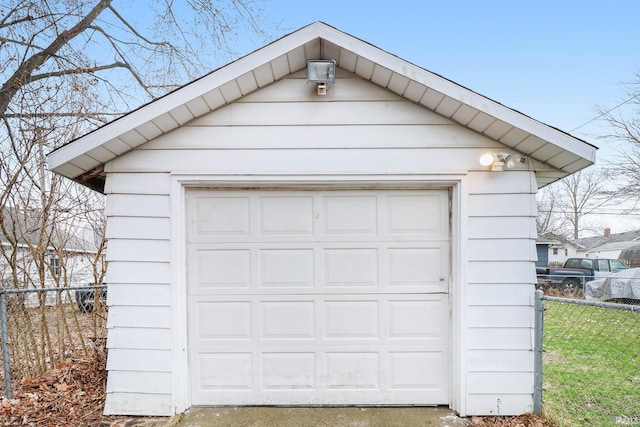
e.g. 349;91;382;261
187;189;450;406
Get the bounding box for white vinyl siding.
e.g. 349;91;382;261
466;171;537;415
103;172;174;416
108;71;504;177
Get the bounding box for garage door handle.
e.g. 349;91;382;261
439;277;446;281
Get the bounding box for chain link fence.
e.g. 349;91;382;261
2;283;638;427
0;285;107;398
540;295;640;426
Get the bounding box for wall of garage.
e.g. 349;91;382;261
101;69;538;416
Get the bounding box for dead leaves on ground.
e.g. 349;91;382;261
472;413;548;426
0;343;164;426
0;346;107;426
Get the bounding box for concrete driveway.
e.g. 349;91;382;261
169;407;470;427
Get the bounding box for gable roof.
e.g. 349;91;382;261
47;22;597;193
1;208;99;253
587;240;640;253
575;229;640;251
536;232;583;249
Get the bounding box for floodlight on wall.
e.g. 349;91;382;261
307;60;336;95
479;152;527;172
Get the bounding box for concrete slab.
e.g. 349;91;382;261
170;407;470;427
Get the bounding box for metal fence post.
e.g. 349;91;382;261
533;289;544;416
0;291;12;399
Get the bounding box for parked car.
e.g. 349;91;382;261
75;286;107;313
537;258;628;296
584;268;640;304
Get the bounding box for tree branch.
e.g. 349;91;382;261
29;61;137;82
0;0;112;116
108;4;169;48
0;14;35;29
0;35;47;50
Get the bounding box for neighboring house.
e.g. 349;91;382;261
535;233;581;267
575;228;640;259
548;240;580;265
585;241;639;259
47;23;597;417
0;208;99;304
535;236;558;267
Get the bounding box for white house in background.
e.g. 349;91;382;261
535;233;581;267
574;228;640;259
547;240;581;265
0;209;98;305
47;22;597;417
584;241;636;259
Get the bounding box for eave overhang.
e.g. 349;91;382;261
47;22;597;193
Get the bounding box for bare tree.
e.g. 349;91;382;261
0;0;276;288
561;169;615;238
1;0;274;119
536;185;564;237
536;168;614;239
0;0;275;378
598;74;640;204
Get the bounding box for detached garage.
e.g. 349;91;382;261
47;22;596;417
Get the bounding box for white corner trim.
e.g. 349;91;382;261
170;177;190;414
449;178;469;416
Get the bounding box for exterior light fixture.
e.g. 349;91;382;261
505;154;526;169
307;59;336;95
479;152;527;172
479;153;495;167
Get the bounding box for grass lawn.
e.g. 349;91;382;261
543;300;640;426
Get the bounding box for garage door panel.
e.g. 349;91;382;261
193;349;449;405
192;196;251;236
388;352;448;389
259;196;314;235
260;249;315;288
188;189;450;406
387;194;447;236
191;295;448;350
191;242;448;294
198;353;253;390
196;249;251;288
324;248;378;288
262;353;316;389
261;301;315;339
325;301;379;339
188;190;449;243
388;299;448;339
388;247;446;287
323;196;378;234
196;301;252;340
325;352;380;389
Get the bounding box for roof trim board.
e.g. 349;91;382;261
47;22;597;192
